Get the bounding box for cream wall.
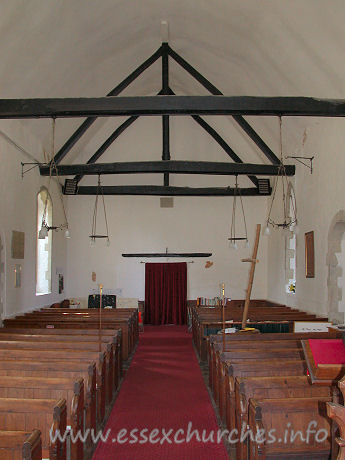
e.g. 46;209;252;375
267;118;345;319
0;116;343;320
0;120;68;319
65;195;268;301
64;114;269;301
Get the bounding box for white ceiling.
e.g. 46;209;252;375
1;0;344;174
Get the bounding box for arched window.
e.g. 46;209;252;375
285;183;297;294
36;188;52;295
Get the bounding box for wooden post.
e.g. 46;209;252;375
99;284;103;353
327;377;345;460
241;224;261;329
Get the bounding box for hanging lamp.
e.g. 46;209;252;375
89;175;110;246
228;175;248;249
264;117;297;236
39;118;70;239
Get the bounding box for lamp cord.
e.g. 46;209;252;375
230;175;248;241
42;118;69;230
91;175;109;241
91;176;100;237
101;184;110;240
266;116;297;228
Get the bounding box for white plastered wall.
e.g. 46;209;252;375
267;118;345;318
0;1;344;317
65;194;268;301
0;120;68;318
65;116;268;301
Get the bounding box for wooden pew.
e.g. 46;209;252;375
0;398;67;460
216;347;305;420
0;429;42;460
209;333;340;399
3;315;131;360
0;323;124;458
225;360;307;432
191;300;328;360
0;377;83;460
193;306;325;360
211;339;301;393
0;348;107;425
208;331;341;392
0;362;97;460
0;329;122;385
0;332;121;391
0;340;115;407
42;308;139;349
207;330;340;459
0;360;96;443
6;308;137;360
327;375;345;460
248;397;332;459
235;376;332;460
0;308;129;460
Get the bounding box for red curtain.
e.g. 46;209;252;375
145;262;187;325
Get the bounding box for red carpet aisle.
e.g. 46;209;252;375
92;326;228;459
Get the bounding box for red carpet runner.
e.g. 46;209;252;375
93;326;228;459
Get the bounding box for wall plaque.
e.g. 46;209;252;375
11;231;25;259
305;231;315;278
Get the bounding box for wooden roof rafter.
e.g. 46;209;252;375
0;43;317;196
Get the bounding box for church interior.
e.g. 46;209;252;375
0;1;345;459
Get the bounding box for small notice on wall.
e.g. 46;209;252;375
294;321;332;333
11;231;25;259
58;274;64;294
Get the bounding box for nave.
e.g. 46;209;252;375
0;301;345;459
92;326;229;460
0;3;345;458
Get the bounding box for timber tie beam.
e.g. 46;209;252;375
1;95;345;118
39;161;295;177
2;43;322;197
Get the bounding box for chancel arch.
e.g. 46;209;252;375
327;210;345;323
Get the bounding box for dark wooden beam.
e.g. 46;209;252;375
167;86;259;187
163;115;170;186
162;43;170;186
2;95;345;118
74;185;270;196
167;47;223;95
232;115;280;164
191;115;258;186
167;46;281;164
75;89;166;184
122;252;212;258
40;160;295;176
51;46;162;164
74;116;138;183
